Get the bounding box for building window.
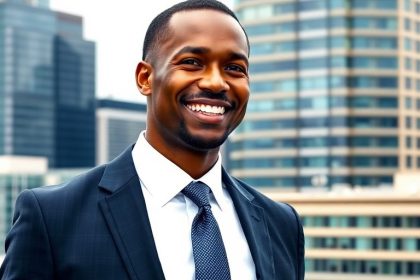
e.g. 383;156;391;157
406;136;412;148
345;96;397;108
247;99;297;112
406;97;412;108
349;77;397;88
273;3;295;15
405;18;412;31
406;57;412;70
299;0;328;11
407;156;412;168
250;60;296;74
245;22;297;36
239;5;274;21
405;0;411;11
406;116;412;129
252;41;296;55
352;36;397;49
250;79;297;93
405;37;412;51
351;0;396;10
406;77;412;89
351;17;397;30
299;38;328;51
350;57;397;69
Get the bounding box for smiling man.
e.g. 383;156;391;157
1;1;304;279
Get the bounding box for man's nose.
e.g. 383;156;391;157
198;65;229;93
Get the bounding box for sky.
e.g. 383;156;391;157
49;0;234;103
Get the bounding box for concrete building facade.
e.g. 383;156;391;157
265;185;420;279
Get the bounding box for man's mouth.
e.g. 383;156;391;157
186;104;226;115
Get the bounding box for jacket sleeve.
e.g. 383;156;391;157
0;189;54;279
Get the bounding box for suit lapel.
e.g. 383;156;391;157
223;169;275;280
97;146;165;280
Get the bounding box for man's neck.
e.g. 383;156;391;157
144;134;220;179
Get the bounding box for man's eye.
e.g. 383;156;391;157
181;58;200;66
226;64;246;73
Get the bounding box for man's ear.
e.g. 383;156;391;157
135;61;153;96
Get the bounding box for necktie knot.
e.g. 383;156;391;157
182;181;211;208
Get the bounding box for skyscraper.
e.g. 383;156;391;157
96;99;147;165
0;0;95;168
230;0;420;189
54;12;96;168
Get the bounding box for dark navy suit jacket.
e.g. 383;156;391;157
0;146;305;279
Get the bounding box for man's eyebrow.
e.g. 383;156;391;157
173;46;249;66
173;46;210;57
229;52;249;67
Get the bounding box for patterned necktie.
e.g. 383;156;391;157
182;181;231;280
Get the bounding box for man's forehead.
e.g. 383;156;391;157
169;9;241;31
167;9;248;51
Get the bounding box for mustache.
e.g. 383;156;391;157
182;91;229;102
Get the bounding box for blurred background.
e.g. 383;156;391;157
0;0;419;279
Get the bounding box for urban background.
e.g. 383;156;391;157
0;0;419;279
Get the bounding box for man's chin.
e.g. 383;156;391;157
180;129;228;151
183;134;226;150
178;120;232;151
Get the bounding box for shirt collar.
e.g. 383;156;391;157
132;131;226;211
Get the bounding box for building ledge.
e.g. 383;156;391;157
0;156;48;174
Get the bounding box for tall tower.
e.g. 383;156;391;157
54;12;96;168
0;0;95;168
230;0;420;189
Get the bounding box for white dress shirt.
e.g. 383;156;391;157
132;131;256;280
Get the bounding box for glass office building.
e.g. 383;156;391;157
54;12;96;168
230;0;420;189
0;0;95;168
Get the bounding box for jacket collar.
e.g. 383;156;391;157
98;145;137;193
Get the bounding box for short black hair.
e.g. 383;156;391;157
142;0;249;61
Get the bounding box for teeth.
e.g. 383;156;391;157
187;104;225;115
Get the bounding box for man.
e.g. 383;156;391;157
1;1;304;279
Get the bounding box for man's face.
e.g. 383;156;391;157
141;9;249;153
